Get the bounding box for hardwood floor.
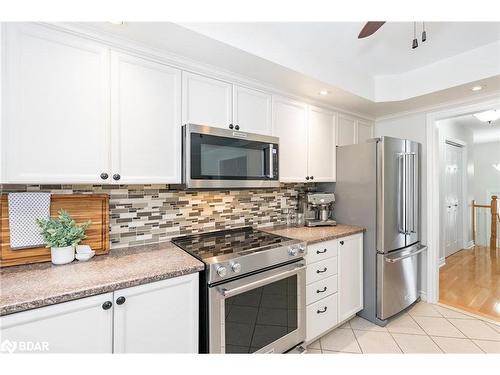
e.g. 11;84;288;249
439;246;500;321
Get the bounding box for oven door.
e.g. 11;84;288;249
208;261;306;353
183;124;279;188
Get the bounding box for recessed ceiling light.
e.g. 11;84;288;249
109;21;125;25
319;90;329;96
473;109;500;123
471;85;483;92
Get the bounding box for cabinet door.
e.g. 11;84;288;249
337;114;356;146
233;85;272;135
338;234;363;322
356;120;373;144
0;293;113;353
307;106;336;182
2;24;110;183
182;72;232;129
113;273;199;353
272;97;308;182
111;52;181;184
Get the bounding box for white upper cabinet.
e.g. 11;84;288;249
233;85;272;135
337;114;356;147
2;24;110;183
111;52;182;184
113;274;198;353
356;120;374;144
272;97;308;183
307;106;336;182
182;72;232;129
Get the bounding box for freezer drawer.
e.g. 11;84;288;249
376;244;426;320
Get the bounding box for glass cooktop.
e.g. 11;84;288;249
172;227;293;261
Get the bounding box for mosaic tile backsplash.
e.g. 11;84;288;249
0;184;312;249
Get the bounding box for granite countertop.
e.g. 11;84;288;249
0;242;204;316
262;224;365;244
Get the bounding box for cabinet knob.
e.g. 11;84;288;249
235;125;240;130
102;301;112;310
113;174;121;181
305;176;310;180
310;176;314;180
116;296;126;305
100;172;109;180
229;124;234;129
340;240;344;245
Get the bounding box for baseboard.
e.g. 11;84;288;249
465;241;474;249
418;290;427;302
439;257;446;268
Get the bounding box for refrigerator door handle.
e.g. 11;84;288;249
397;153;406;234
384;246;427;263
410;153;417;233
406;153;413;235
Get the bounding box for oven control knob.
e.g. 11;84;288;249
216;266;227;277
231;262;242;273
288;247;298;256
298;244;306;253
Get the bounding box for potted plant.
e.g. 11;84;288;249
36;210;91;265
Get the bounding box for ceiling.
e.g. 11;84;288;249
452;110;500;143
180;22;500;101
75;22;500;119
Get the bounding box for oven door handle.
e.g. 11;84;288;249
216;263;306;298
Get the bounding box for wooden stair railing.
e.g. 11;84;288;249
472;195;498;249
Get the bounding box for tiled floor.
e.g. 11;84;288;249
307;302;500;354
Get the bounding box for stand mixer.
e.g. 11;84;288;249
298;192;337;227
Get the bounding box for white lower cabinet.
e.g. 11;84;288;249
0;293;114;353
113;274;198;353
305;234;363;343
0;273;199;353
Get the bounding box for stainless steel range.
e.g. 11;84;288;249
172;227;307;354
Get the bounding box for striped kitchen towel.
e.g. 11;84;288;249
8;192;51;249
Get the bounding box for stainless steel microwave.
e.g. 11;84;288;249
182;124;279;189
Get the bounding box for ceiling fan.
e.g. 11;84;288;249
358;22;386;39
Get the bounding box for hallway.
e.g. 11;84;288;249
439;246;500;321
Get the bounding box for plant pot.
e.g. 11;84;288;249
50;246;75;265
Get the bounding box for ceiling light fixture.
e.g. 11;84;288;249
471;85;484;92
319;90;329;96
473;109;500;124
412;22;418;49
493;163;500;172
422;22;427;42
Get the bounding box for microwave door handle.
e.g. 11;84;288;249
267;144;274;179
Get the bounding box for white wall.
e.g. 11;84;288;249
473;141;500;246
436;119;475;258
374;113;428;294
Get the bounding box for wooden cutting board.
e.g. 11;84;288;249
0;194;109;267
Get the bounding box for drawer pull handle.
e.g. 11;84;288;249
316;267;328;274
316;287;327;293
317;307;328;314
316;249;327;254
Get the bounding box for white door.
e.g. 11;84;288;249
307;106;336;182
272;97;308;182
338;234;363;321
113;273;199;353
2;24;110;183
111;52;182;184
0;293;113;353
182;72;232;129
337;114;356;146
356;120;373;144
233;85;272;135
444;142;463;257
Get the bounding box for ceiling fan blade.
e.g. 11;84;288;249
358;21;386;39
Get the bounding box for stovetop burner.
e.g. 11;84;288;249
172;227;291;260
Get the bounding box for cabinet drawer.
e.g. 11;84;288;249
306;256;338;285
306;275;338;305
306;293;338;342
306;239;337;264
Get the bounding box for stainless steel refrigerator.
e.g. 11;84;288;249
335;136;426;326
